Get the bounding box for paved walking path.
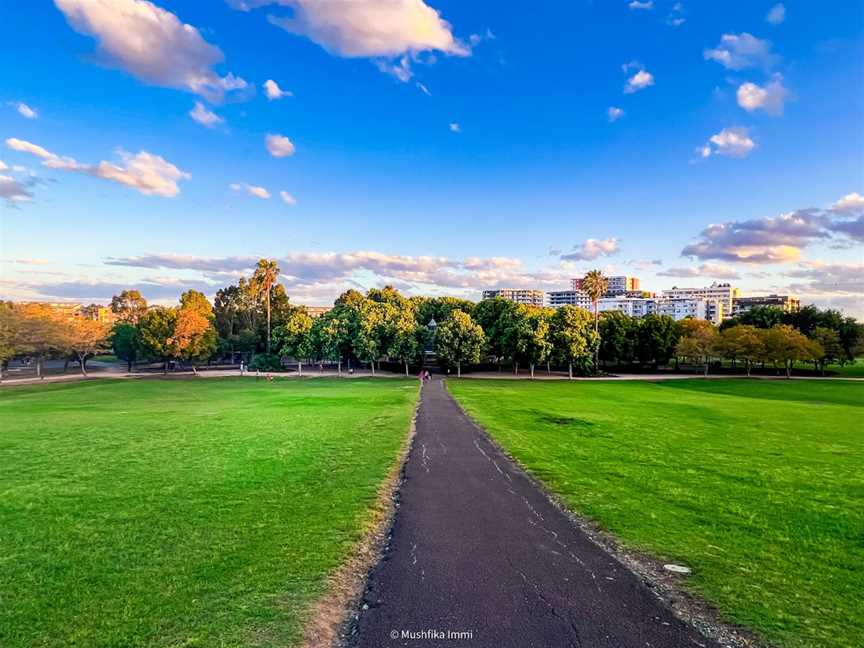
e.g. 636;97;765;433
351;378;719;648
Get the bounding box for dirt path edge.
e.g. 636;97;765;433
299;384;422;648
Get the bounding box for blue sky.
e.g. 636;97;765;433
1;0;862;315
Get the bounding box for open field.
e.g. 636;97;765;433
0;378;417;648
448;378;864;648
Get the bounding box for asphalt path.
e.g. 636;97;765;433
350;377;719;648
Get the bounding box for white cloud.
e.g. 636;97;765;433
736;75;788;115
831;192;864;215
6;137;189;197
232;0;469;58
54;0;247;102
766;3;785;25
700;127;755;158
230;182;270;199
0;160;7;171
188;101;224;128
264;79;292;100
449;122;461;133
607;106;625;122
9;102;38;119
416;82;431;96
375;55;414;82
280;190;297;205
704;33;776;70
628;1;653;10
265;133;296;157
560;237;620;261
666;2;685;27
624;69;654;93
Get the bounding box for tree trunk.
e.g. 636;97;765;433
298;360;302;376
63;359;69;373
37;356;43;380
547;361;551;375
265;290;272;354
514;361;519;376
568;362;573;380
338;359;342;376
746;361;752;377
370;361;375;376
703;361;709;377
404;360;409;377
530;363;535;379
786;361;791;379
127;359;133;372
79;353;88;377
163;359;168;374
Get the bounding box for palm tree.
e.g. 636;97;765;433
251;259;281;354
581;269;608;370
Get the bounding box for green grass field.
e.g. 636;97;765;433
448;378;864;648
0;378;417;648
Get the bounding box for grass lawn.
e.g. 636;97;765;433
448;378;864;648
0;377;417;648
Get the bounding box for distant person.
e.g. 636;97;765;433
256;369;260;381
239;361;245;375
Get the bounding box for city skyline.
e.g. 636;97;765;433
1;1;862;316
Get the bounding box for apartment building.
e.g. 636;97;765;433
546;290;593;309
653;298;709;322
661;282;740;320
481;289;546;307
597;297;653;317
732;294;800;316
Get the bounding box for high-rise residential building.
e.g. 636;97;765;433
653;298;709;322
570;275;640;296
546;290;593;309
481;289;546;307
661;282;740;320
732;295;800;316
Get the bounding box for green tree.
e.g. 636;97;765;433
473;298;517;371
354;299;385;375
810;327;843;374
435;309;485;378
636;314;680;368
138;307;179;373
388;307;421;377
551;305;598;378
110;322;140;372
275;309;314;375
110;290;148;324
721;305;785;331
598;311;638;367
251;259;281;353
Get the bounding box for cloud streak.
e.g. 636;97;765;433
6;137;190;197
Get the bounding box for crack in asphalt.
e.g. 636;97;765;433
349;378;721;648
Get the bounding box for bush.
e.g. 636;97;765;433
249;353;282;371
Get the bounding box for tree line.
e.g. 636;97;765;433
1;260;861;379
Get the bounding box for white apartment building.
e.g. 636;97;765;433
661;282;739;319
597;297;653;317
653;298;709;322
481;288;546;307
546;290;593;309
